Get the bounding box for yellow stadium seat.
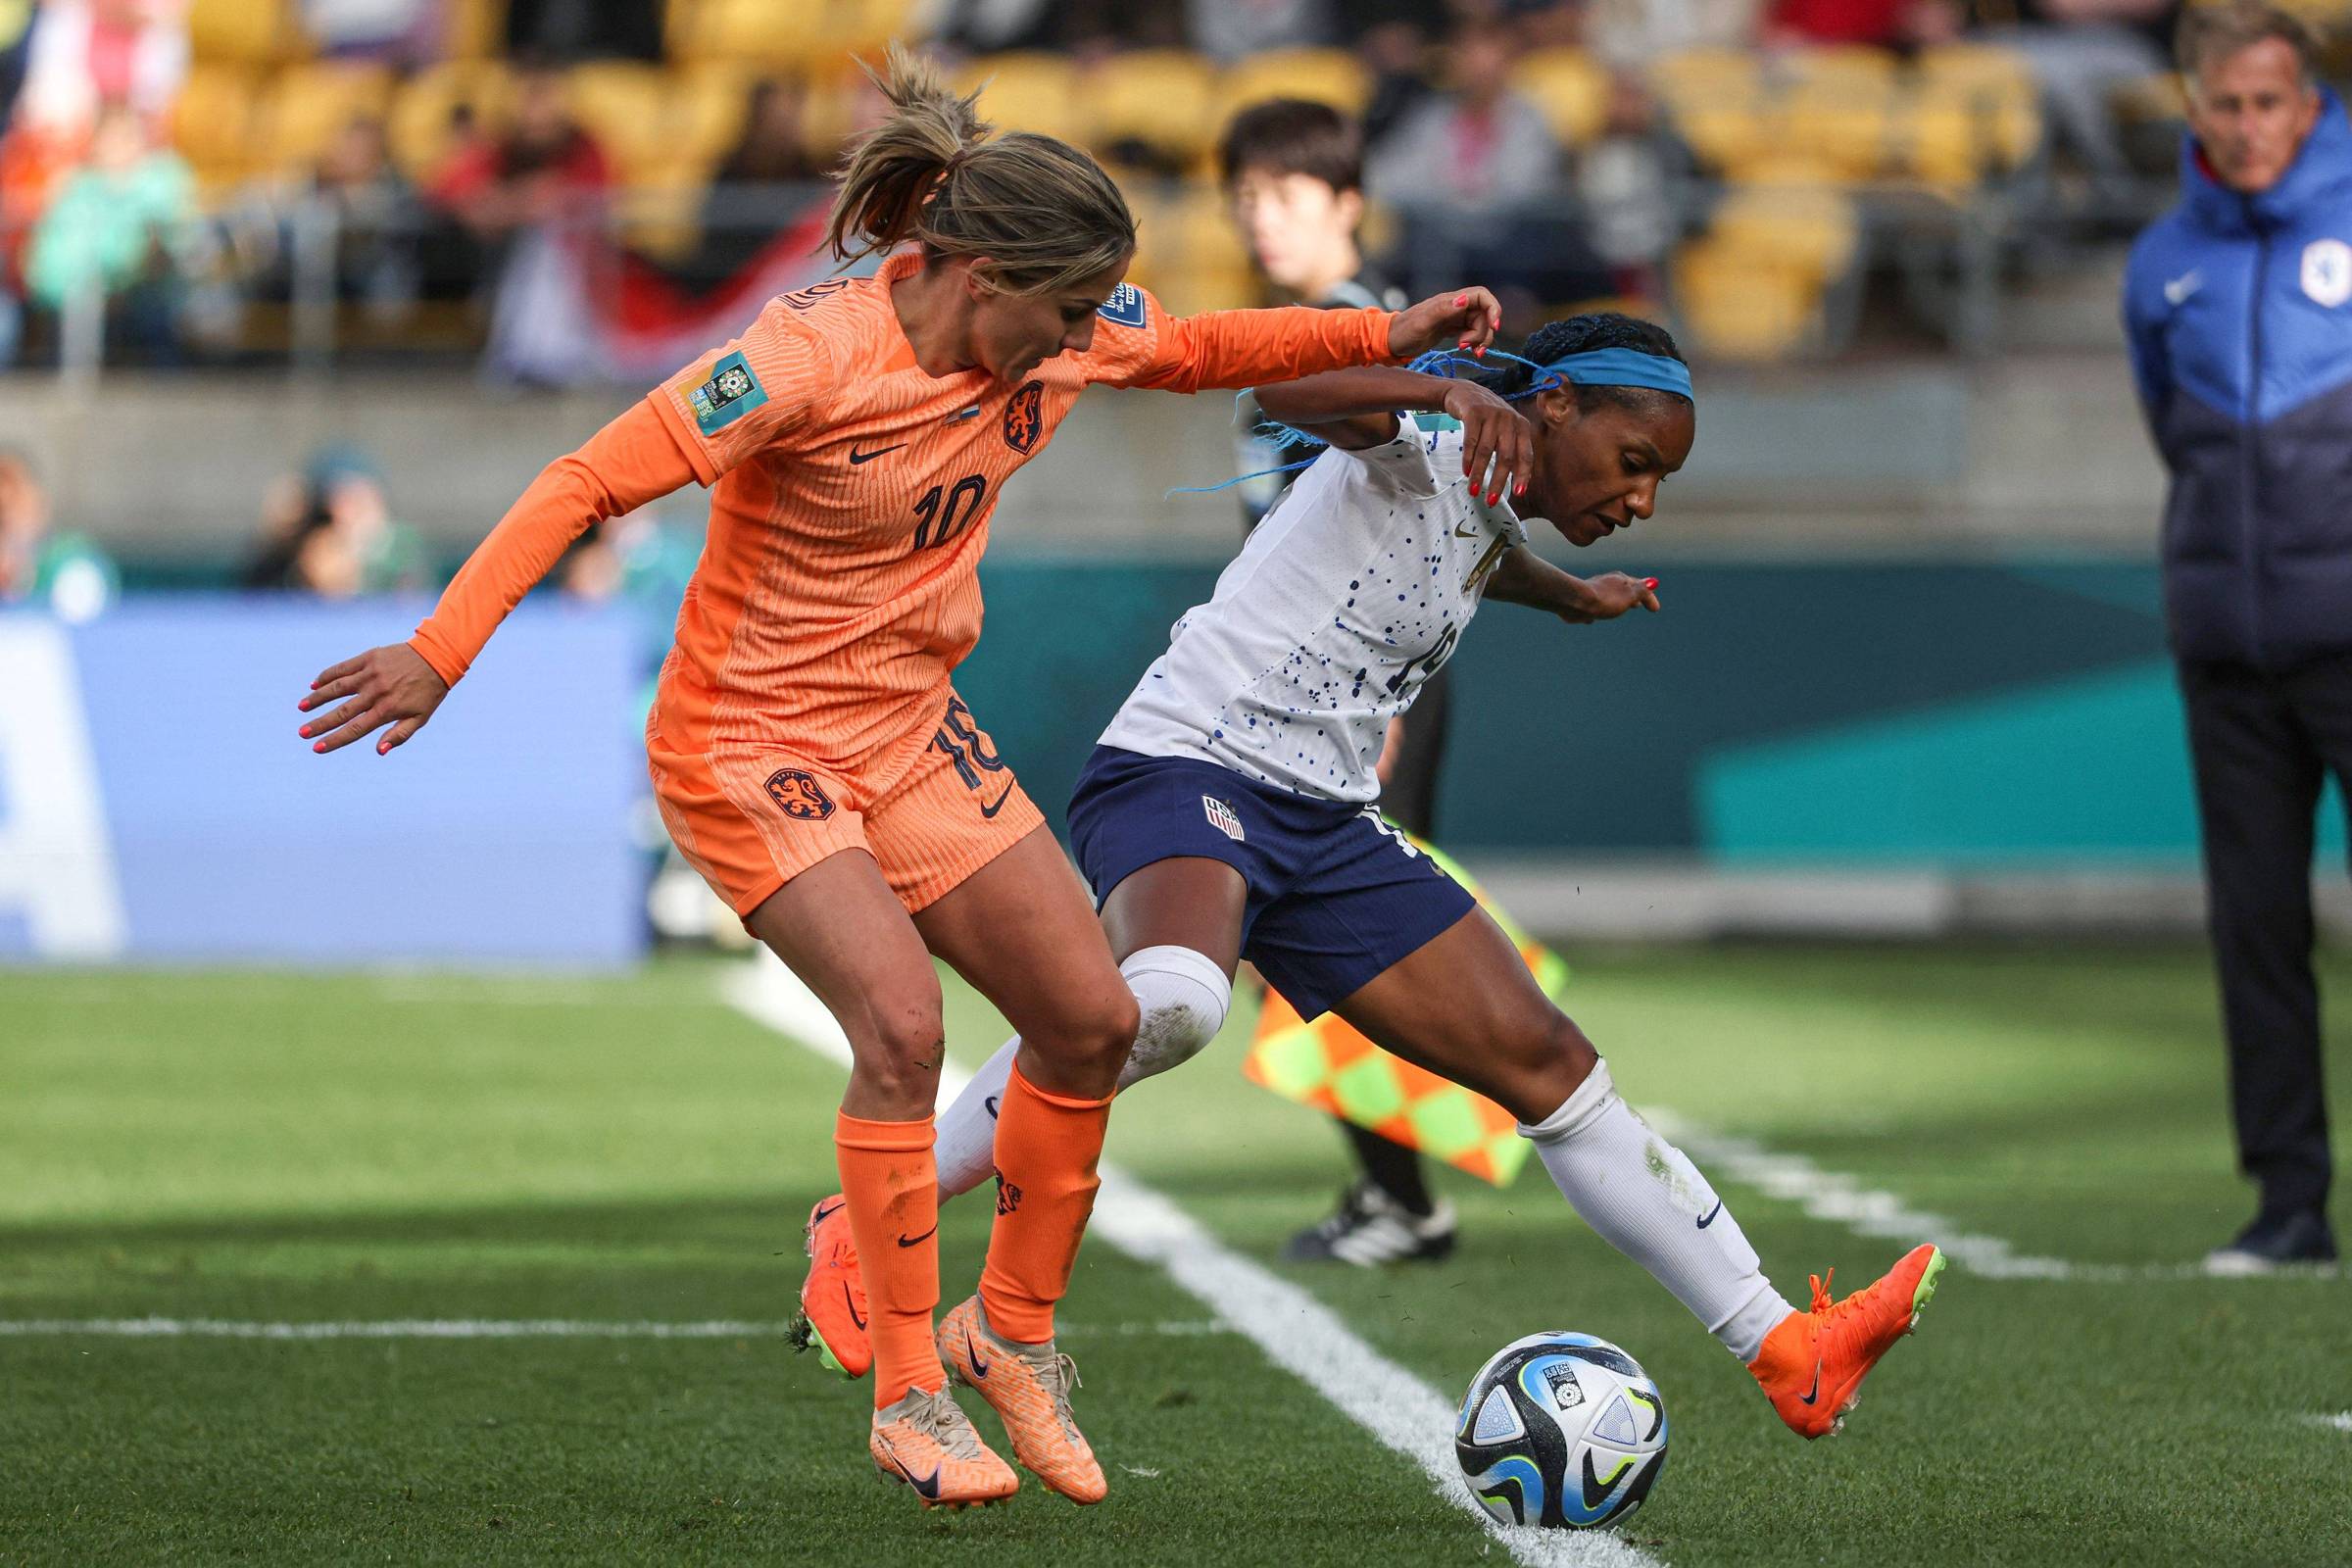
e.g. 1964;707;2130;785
1215;48;1371;118
1674;100;1781;178
1675;236;1822;360
1915;42;2035;94
387;61;514;181
671;65;756;170
1086;50;1220;168
189;0;297;64
442;0;508;59
1708;184;1860;282
1899;80;2042;187
1649;48;1762;110
1133;182;1259;315
262;62;395;176
954;53;1087;144
1777;45;1901;91
172;64;261;191
1781;82;1894;181
1512;48;1610;147
671;0;914;74
564;63;670;184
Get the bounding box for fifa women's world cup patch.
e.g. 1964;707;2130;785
690;351;768;435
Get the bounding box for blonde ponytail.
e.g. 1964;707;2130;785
824;43;1137;296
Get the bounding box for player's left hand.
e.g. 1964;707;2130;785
1559;572;1661;623
1389;288;1503;360
1442;380;1535;508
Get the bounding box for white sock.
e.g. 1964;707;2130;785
1520;1060;1794;1362
933;945;1232;1199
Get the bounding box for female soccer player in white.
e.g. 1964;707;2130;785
807;314;1944;1441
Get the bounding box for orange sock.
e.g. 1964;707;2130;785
977;1061;1112;1345
835;1110;946;1408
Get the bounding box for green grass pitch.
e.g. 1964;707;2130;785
3;946;2348;1565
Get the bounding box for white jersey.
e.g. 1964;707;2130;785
1102;411;1528;802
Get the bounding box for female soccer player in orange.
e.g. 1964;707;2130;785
295;47;1499;1511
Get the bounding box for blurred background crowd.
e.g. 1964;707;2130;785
0;0;2269;386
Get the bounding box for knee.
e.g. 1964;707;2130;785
1030;982;1142;1085
1493;1010;1600;1124
852;991;949;1109
1116;945;1233;1089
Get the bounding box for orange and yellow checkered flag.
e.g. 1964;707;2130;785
1242;836;1567;1188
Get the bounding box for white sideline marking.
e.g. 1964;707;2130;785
0;1317;1227;1342
1644;1111;2346;1285
723;957;1661;1568
2307;1412;2352;1435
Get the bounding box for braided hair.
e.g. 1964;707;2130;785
1473;314;1690;417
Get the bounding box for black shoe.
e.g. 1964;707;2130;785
2203;1208;2338;1275
1283;1179;1457;1266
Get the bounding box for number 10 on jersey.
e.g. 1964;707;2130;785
912;474;988;551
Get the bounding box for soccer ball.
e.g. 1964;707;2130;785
1454;1331;1668;1531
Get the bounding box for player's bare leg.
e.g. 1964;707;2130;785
747;851;1014;1506
911;826;1140;1503
1331;908;1942;1439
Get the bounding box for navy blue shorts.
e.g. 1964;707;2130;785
1067;746;1477;1020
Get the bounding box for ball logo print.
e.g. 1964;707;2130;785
762;768;834;821
1454;1332;1667;1531
2303;240;2352;308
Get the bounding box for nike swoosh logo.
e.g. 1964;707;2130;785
1797;1364;1822;1405
1695;1200;1723;1229
896;1225;938;1249
848;442;906;465
2164;270;2202;306
984;1095;1000;1120
965;1325;991;1380
1453;521;1483;538
979;783;1015;818
811;1201;843;1227
842;1283;865;1332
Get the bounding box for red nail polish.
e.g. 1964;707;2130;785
1643;577;1659;589
1453;294;1467;306
378;742;390;755
313;740;326;754
1474;346;1486;358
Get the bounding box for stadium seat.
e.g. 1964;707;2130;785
189;0;298;64
1132;182;1258;316
1782;80;1895;181
564;64;671;185
1649;48;1763;109
387;61;514;181
172;64;262;193
669;0;912;74
953;53;1087;145
670;65;756;171
1086;50;1221;170
1215;48;1371;118
441;0;508;59
1649;49;1769;175
1915;42;2036;95
1900;78;2042;188
1777;44;1901;91
263;62;396;176
1707;183;1860;283
1674;236;1821;360
1512;48;1610;147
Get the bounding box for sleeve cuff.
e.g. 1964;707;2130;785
408;631;468;689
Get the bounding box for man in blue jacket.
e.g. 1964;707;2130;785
2125;0;2345;1272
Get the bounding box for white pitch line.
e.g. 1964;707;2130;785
1643;1111;2346;1285
722;956;1660;1568
0;1317;1228;1342
2306;1412;2352;1435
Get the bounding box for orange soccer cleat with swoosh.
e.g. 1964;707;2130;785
938;1295;1107;1504
790;1194;872;1379
868;1385;1019;1509
1746;1244;1945;1439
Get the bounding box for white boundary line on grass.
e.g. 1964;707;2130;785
720;956;1662;1568
0;1318;1229;1342
2306;1412;2352;1435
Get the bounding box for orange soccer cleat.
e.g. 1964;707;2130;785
869;1385;1020;1509
790;1194;872;1380
938;1295;1107;1504
1746;1244;1945;1440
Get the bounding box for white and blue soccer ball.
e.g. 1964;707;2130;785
1454;1332;1668;1531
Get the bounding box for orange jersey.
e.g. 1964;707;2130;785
412;249;1396;769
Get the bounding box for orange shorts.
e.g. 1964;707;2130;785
647;690;1047;919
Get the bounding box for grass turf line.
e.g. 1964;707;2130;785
3;947;2349;1565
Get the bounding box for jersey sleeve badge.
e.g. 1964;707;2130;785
1097;282;1149;329
690;350;769;436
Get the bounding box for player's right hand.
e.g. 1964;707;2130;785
1442;381;1535;508
299;643;449;757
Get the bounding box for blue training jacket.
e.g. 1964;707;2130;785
2124;92;2352;669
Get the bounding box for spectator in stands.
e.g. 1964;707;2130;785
1575;73;1700;300
504;0;661;62
1368;20;1610;308
24;102;195;361
1587;0;1763;66
241;115;420;316
1188;0;1338;61
243;444;428;596
13;0;186;143
426;61;611;384
686;77;824;284
0;447;117;623
2122;0;2346;1272
1763;0;1924;47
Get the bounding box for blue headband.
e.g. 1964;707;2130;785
1538;347;1694;402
